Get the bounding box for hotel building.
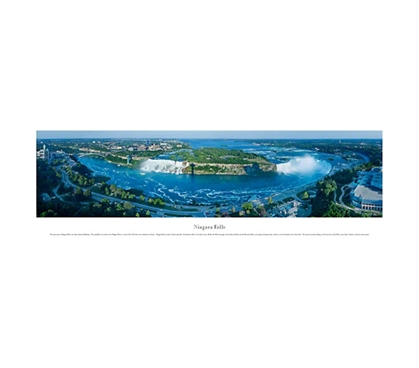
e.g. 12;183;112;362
351;167;383;212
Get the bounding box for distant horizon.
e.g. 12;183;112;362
37;137;382;141
37;130;383;140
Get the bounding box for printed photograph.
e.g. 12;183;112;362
37;131;383;218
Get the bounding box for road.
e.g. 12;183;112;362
338;184;349;204
91;192;208;217
333;184;381;215
51;185;65;202
59;167;212;217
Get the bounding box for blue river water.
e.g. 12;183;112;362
78;140;347;205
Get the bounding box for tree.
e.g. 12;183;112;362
242;202;253;212
40;209;57;217
323;203;351;217
83;189;91;198
74;187;83;201
91;203;103;216
317;179;337;197
268;196;273;205
104;207;113;216
140;195;145;202
123;202;134;210
302;191;309;200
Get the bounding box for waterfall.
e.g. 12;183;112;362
139;159;187;174
276;155;331;175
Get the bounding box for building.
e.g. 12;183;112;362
351;167;383;211
148;144;161;151
38;144;50;161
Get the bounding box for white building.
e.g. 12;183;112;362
351;167;382;211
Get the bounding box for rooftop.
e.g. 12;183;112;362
353;184;382;205
352;167;383;205
358;167;382;189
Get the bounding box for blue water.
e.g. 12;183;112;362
78;141;345;205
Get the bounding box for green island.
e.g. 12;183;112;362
170;148;277;175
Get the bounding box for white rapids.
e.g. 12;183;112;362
139;159;188;174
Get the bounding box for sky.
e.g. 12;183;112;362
37;130;382;140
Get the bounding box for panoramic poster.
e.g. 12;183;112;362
36;131;383;218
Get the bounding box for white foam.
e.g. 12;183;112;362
139;159;187;174
276;155;331;175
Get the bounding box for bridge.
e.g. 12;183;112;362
78;152;108;158
77;152;132;165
